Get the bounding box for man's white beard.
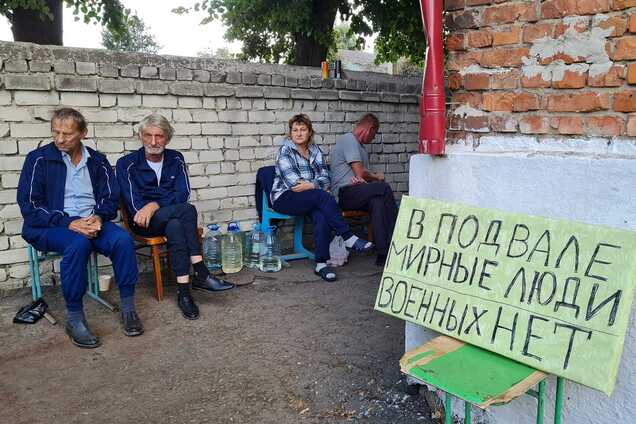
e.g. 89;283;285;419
145;146;165;155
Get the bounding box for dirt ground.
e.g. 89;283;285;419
0;254;434;424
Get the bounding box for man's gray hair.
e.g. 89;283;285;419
138;114;174;141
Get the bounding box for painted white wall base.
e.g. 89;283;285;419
405;149;636;424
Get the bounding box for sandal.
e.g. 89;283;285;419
314;266;337;282
348;238;374;253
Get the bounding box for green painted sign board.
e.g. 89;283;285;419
375;196;636;395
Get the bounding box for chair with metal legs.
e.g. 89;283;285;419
27;244;117;311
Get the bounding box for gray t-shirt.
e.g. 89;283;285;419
330;132;370;199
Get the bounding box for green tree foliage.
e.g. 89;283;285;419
174;0;425;67
327;23;364;61
102;11;161;54
0;0;126;45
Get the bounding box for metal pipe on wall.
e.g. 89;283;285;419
419;0;446;155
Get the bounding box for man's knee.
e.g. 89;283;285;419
111;228;135;253
64;235;92;256
165;218;185;238
175;202;197;220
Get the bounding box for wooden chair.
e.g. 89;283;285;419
119;202;170;301
119;202;205;302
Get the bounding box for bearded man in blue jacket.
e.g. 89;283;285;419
116;114;234;321
17;108;143;348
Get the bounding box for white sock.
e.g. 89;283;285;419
344;235;359;248
315;262;327;272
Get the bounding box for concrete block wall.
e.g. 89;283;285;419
0;41;421;292
445;0;636;142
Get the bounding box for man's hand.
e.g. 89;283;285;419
373;171;385;181
84;214;102;232
134;202;160;228
69;218;99;239
291;180;315;192
350;175;367;185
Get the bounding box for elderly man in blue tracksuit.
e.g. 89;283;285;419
17;108;143;349
116;114;234;321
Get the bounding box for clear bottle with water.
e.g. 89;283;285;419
247;223;265;268
203;223;222;271
222;221;243;274
259;226;282;272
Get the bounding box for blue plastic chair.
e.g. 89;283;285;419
260;190;315;261
27;244;116;311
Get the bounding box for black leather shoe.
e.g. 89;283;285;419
192;275;235;292
121;311;144;337
65;320;101;349
177;291;200;320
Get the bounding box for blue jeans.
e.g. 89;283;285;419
273;189;353;263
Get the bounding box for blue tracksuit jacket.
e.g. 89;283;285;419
115;148;191;217
17;142;119;244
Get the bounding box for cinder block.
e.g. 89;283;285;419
4;75;51;91
94;124;133;138
242;72;257;85
81;110;118;123
178;97;203;108
99;63;119;77
55;76;97;92
140;66;158;79
0;248;28;265
118;94;142;107
191;110;218;122
226;72;241;84
173;123;202;135
176;67;194;81
120;65;139;77
235;87;264;98
53;61;75;74
76;62;97;75
60;92;99;107
10;123;51;138
99;94;117;107
136;80;169;94
218;111;248;123
1;174;20;189
159;67;176;81
291;89;315;99
171;82;204;96
29;61;52;72
209;71;226;83
98;79;135;94
4;60;28;72
194;70;211;83
201;123;232;135
199;150;224;162
204;85;235;97
142;95;177;108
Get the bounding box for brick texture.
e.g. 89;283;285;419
446;0;636;145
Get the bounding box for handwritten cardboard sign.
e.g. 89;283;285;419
375;196;636;395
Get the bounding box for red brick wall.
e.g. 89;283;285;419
445;0;636;141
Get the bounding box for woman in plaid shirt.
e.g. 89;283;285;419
271;114;373;282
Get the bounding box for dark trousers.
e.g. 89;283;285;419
30;222;138;312
339;182;397;256
131;203;201;277
273;189;353;263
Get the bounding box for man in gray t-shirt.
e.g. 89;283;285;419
329;113;398;267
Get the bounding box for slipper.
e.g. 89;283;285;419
348;238;374;253
314;266;337;282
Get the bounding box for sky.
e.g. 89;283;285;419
0;0;241;57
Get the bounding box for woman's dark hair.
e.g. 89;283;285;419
287;113;315;145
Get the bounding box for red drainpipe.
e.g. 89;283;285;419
419;0;446;155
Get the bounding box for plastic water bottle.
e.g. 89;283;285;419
222;221;243;273
203;224;222;271
247;223;264;268
259;226;281;272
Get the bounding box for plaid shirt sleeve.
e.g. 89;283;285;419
276;146;302;188
311;149;331;191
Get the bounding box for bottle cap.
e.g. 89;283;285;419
228;222;240;232
207;223;219;231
